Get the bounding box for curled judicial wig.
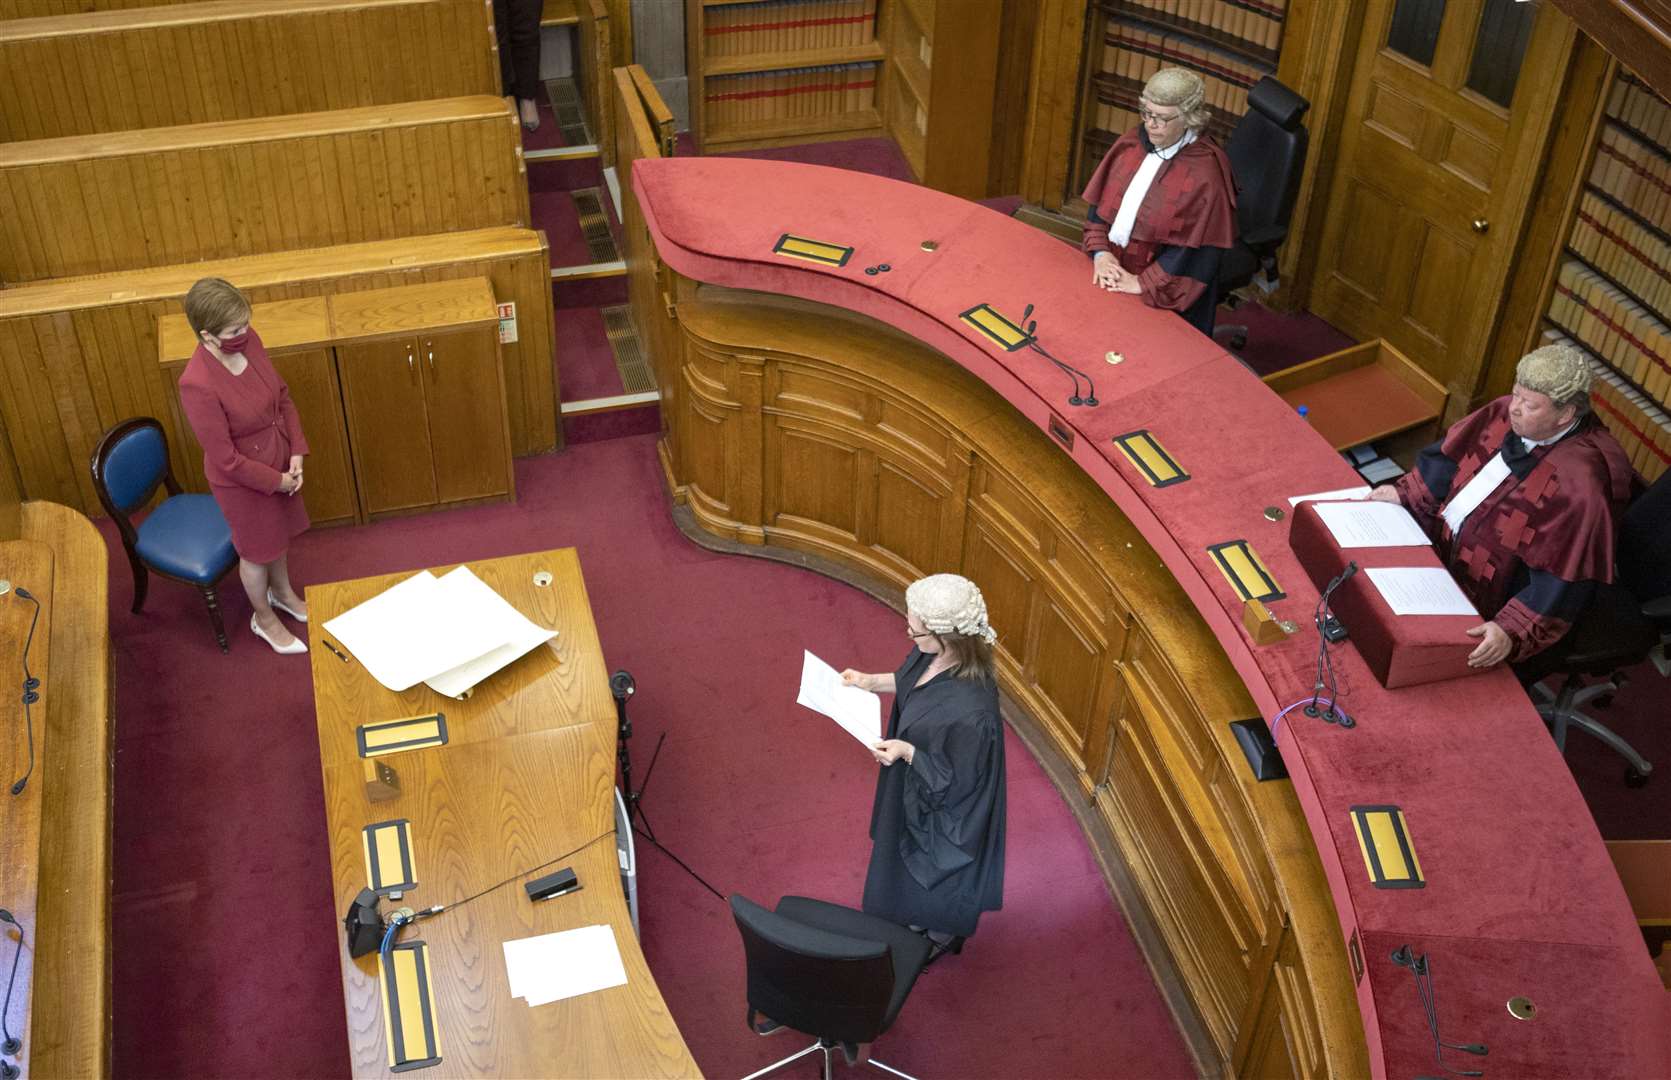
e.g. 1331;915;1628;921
905;573;997;682
1142;68;1212;135
183;277;253;338
1516;343;1593;415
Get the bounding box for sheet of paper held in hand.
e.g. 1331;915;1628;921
502;924;628;1007
797;649;881;748
1365;567;1479;617
321;566;557;695
1314;500;1432;548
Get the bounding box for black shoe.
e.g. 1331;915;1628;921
921;932;965;967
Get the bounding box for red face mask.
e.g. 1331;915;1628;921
213;329;252;354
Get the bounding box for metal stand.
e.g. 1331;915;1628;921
741;1038;918;1080
610;670;725;901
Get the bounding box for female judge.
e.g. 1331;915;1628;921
178;278;311;655
1082;67;1237;335
841;574;1007;960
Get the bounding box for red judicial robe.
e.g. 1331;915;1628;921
1081;128;1237;334
1393;398;1634;661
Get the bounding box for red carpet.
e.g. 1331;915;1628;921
105;435;1195;1079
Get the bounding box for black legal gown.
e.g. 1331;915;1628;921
862;648;1007;938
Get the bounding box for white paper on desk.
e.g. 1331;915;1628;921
422;567;557;698
1314;500;1431;548
1288;484;1371;507
502;924;629;1007
1366;567;1479;617
796;649;881;748
320;567;555;694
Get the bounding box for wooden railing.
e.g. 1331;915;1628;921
0;227;557;515
0;97;529;282
0;0;203;15
613;65;679;415
0;0;498;141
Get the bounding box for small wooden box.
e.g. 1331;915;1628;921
1263;338;1447;452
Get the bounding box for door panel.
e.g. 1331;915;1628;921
338;336;436;517
1310;0;1574;416
424;328;511;505
269;347;358;526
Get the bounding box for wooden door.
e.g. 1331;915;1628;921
338;336;438;517
1308;0;1575;419
268;348;358;527
422;327;512;505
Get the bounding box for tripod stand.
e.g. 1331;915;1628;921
611;670;722;900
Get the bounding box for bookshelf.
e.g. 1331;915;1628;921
1537;69;1671;482
686;0;1001;197
1072;0;1288;201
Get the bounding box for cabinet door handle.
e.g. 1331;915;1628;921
427;344;435;378
406;347;414;379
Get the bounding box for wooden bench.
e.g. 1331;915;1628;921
0;0;204;15
0;227;556;516
0;97;529;282
0;0;497;141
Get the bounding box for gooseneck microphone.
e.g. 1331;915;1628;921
0;907;23;1068
1019;303;1099;408
1306;563;1357;726
1391;945;1487;1077
10;588;40;797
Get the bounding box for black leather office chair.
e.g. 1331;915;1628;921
1524;468;1671;786
1214;76;1311;351
729;894;931;1080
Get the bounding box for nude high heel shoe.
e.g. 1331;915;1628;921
251;613;307;655
267;588;308;622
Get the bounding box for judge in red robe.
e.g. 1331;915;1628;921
1081;67;1237;336
1369;344;1635;668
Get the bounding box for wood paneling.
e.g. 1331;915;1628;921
0;0;498;141
0;0;202;15
613;65;679;451
661;288;1368;1079
0;97;528;282
11;501;112;1079
0;227;555;515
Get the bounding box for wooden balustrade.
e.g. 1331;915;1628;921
0;97;529;282
0;227;556;516
613;65;679;424
0;0;498;141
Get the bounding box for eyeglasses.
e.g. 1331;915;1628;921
1139;108;1181;126
905;625;935;640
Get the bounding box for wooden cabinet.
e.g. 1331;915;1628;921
161;278;514;526
880;0;1002;197
337;326;513;518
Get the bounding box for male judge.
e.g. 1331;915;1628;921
1369;344;1634;668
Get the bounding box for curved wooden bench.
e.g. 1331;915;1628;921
0;0;497;141
0;97;530;282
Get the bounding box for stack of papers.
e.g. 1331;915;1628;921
502;924;629;1007
796;650;881;748
1314;500;1431;548
322;566;557;697
1366;567;1478;616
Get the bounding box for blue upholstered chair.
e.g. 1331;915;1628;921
91;417;237;652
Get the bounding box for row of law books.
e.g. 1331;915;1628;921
1589;122;1671;237
1105;0;1286;53
1569;189;1671;322
1543;329;1670;483
704;63;878;128
1607;71;1670;144
1548;257;1671;409
703;0;878;58
1100;23;1267;113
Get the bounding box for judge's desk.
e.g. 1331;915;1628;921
626;155;1671;1078
310;548;697;1078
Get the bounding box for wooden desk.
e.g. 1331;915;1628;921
310;548;697;1079
0;500;112;1079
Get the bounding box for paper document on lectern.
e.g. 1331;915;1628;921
796;649;881;748
322;566;557;695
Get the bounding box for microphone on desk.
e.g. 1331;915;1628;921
0;908;24;1062
9;588;40;797
1306;562;1358;725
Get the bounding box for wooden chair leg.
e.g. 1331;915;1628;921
127;549;150;614
200;585;229;653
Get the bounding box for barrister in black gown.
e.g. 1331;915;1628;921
842;574;1007;947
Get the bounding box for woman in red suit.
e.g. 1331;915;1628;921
178;278;311;655
1081;67;1237;335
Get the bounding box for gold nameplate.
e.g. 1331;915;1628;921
1112;429;1189;488
772;233;852;267
379;941;442;1071
1350;805;1425;889
959;303;1031;352
357;713;448;758
362;818;418;896
1207;540;1283;603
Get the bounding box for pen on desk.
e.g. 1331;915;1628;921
321;639;350;663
